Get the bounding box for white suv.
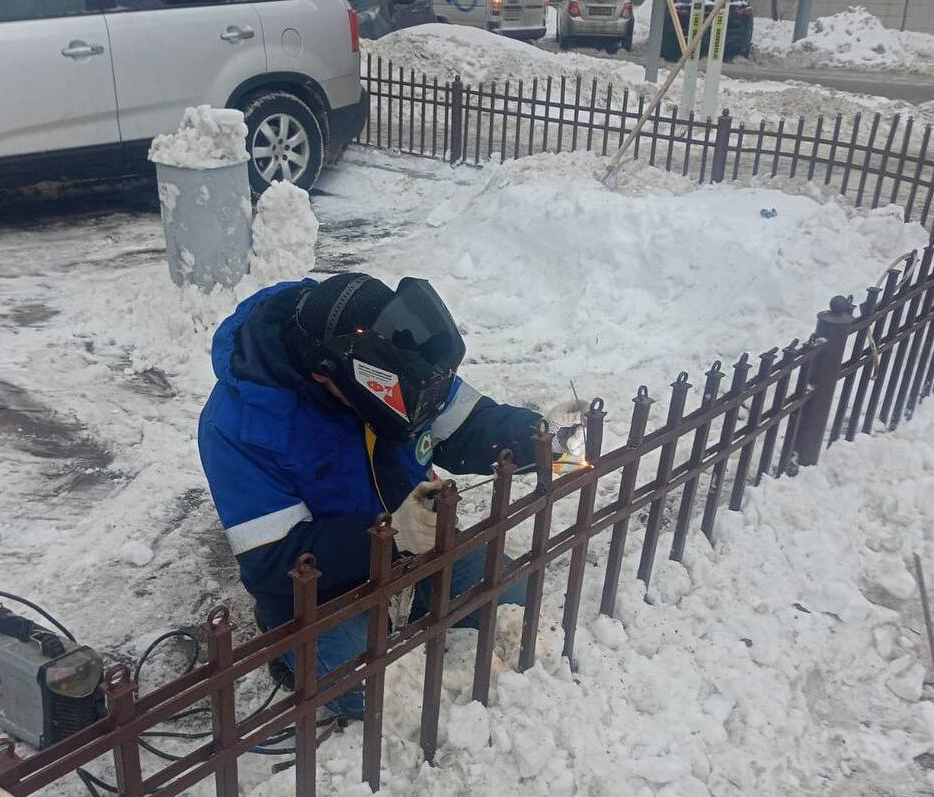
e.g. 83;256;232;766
0;0;368;194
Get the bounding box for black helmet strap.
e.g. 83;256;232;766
324;276;372;342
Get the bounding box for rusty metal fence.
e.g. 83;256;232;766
355;55;934;240
2;242;934;796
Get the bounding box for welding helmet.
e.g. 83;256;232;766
295;275;466;442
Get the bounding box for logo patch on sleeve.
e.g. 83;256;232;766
415;430;433;465
353;359;409;420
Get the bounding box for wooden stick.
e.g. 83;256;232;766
914;553;934;677
602;0;728;184
666;0;688;56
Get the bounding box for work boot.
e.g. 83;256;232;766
253;605;295;692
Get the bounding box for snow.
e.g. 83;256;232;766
2;147;934;797
249;181;320;282
148;105;249;169
753;6;934;73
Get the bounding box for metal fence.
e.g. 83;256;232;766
356;55;934;240
2;242;934;796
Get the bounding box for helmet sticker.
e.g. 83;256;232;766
353;359;409;421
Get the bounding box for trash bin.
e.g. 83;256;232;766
150;106;253;292
155;161;252;291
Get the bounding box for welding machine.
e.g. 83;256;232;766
0;606;104;749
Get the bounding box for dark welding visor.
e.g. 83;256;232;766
324;278;466;442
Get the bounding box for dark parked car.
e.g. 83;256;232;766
661;0;753;62
352;0;436;39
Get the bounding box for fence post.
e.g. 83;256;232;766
794;295;855;466
203;606;239;797
472;450;516;705
561;398;606;667
449;76;464;164
103;664;145;797
291;554;322;797
361;514;396;792
599;387;652;617
419;480;460;764
710;109;732;184
518;421;556;672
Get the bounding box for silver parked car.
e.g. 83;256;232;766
556;0;634;52
0;0;369;194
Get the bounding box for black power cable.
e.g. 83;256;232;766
0;590;77;641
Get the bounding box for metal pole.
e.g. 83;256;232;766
700;0;730;119
793;0;813;42
644;0;668;83
901;0;910;31
603;0;728;183
680;0;704;113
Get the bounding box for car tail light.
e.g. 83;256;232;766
348;9;360;52
568;0;581;17
491;0;502;15
620;1;632;17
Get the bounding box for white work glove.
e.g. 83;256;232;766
545;400;589;458
392;480;443;555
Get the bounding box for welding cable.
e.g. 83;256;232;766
133;629;212;724
0;590;77;642
133;629;200;686
75;767;118;796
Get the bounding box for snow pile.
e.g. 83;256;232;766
386;151;928;436
363;22;934;126
363;23;649;89
754;6;912;69
249;181;319;282
247;403;934;797
149;106;249;169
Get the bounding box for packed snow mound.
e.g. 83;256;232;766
363;24;649;89
393;151;929;432
250;181;319;281
754;6;912;69
149;105;249;169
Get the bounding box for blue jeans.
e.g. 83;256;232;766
284;547;527;719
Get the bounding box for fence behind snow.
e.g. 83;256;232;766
2;240;934;796
355;55;934;241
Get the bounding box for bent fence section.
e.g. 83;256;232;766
355;55;934;241
2;243;933;796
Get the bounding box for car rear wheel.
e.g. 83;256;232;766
606;40;620;54
557;29;572;49
242;91;324;196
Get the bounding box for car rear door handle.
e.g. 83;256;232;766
61;40;105;59
220;26;256;42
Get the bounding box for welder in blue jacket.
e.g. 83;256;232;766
198;273;587;718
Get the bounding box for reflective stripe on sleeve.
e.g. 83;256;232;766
225;502;312;556
431;381;482;442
